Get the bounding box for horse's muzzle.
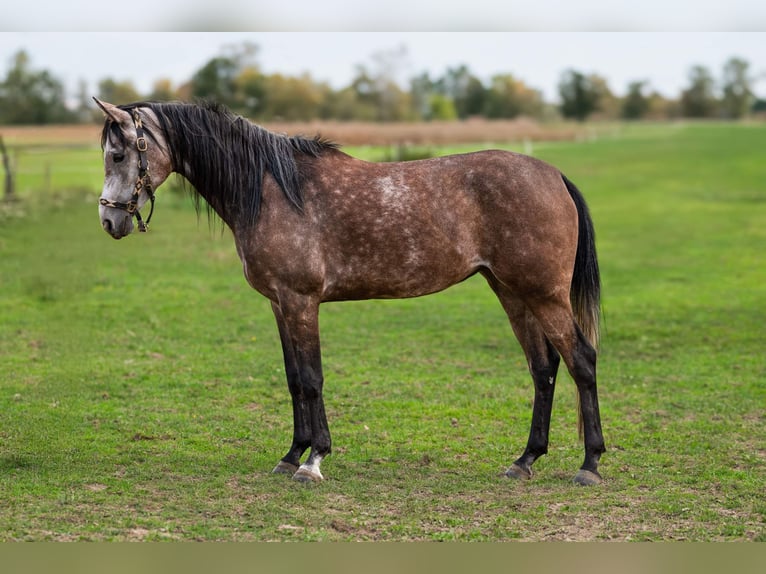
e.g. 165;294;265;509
101;210;133;240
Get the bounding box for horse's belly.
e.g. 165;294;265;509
321;251;481;302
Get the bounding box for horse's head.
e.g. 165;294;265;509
95;98;173;239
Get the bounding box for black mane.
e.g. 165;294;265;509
102;100;339;229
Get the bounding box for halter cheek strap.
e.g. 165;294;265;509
99;109;156;232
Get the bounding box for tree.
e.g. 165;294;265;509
409;72;459;121
622;81;650;120
410;72;435;120
680;65;718;118
350;46;414;122
320;87;376;121
587;74;618;119
97;78;142;104
484;74;544;119
721;57;754;119
438;65;487;119
75;78;95;123
428;94;458;120
190;56;239;107
236;67;267;117
558;69;600;122
460;75;488;119
0;50;75;124
256;73;326;122
646;91;682;120
190;42;263;114
147;78;178;102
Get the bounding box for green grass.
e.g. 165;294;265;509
11;144;104;197
0;123;764;541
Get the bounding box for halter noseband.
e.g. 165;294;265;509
99;109;156;232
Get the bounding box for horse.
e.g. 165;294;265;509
94;98;605;486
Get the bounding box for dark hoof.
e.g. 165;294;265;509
292;467;323;483
504;463;533;480
573;469;603;486
272;461;299;476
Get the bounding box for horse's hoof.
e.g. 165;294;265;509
292;466;323;483
504;463;532;480
573;469;603;486
272;461;299;476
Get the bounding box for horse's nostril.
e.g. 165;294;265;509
102;219;113;234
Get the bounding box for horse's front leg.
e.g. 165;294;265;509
270;297;330;482
270;301;310;476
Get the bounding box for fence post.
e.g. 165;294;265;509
523;138;533;156
0;135;16;201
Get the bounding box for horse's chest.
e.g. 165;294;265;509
235;231;324;300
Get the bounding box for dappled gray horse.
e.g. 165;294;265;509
95;98;605;485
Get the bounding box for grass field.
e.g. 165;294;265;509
0;122;764;541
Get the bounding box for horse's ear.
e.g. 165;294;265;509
93;97;132;128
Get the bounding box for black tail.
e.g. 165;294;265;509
562;174;601;440
562;174;601;350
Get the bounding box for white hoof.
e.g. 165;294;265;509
293;460;324;482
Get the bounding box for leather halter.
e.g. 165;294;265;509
99;109;155;232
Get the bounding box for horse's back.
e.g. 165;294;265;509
295;149;578;301
314;148;568;215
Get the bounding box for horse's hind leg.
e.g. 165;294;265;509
486;277;560;480
525;295;605;485
506;332;561;480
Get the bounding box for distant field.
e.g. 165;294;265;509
0;117;584;148
1;118;633;198
0;122;764;541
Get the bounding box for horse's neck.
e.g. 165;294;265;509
177;159;194;181
175;156;237;230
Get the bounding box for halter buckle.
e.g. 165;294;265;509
136;137;148;152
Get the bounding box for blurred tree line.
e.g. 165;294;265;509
0;43;763;125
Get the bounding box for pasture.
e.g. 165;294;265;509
0;122;764;541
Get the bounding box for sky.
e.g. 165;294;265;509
4;1;766;32
1;32;764;105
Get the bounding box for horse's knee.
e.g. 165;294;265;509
299;377;323;400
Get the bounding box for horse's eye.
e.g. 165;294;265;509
112;153;125;163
